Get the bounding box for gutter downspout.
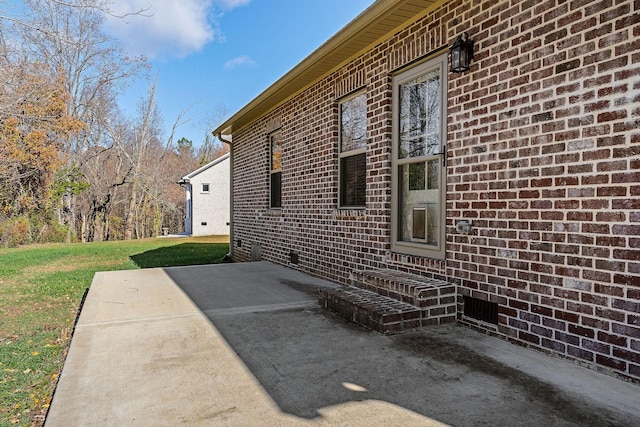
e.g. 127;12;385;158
217;133;234;261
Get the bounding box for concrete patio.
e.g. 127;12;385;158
45;262;640;426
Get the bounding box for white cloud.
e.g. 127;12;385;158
216;0;251;9
224;55;256;69
103;0;250;59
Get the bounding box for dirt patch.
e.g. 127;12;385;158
29;257;122;274
187;235;230;244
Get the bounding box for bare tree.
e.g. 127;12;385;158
197;104;230;165
0;0;199;243
106;81;188;239
18;0;149;155
0;0;149;35
5;0;150;240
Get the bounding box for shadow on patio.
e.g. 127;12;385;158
163;262;633;426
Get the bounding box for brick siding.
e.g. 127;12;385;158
229;0;640;381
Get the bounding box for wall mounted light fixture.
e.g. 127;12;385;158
456;220;473;235
450;32;474;73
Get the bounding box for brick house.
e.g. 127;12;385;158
178;153;230;236
214;0;640;381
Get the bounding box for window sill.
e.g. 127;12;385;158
391;241;445;260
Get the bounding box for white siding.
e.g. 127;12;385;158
182;154;230;236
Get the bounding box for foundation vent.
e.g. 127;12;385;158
464;296;498;325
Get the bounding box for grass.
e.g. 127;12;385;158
0;236;229;426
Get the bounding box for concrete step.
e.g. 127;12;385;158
318;269;457;334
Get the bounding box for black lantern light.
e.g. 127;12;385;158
450;32;474;73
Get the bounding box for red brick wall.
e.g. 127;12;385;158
230;0;640;381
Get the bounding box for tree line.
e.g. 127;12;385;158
0;0;228;246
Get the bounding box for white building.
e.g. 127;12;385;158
178;153;230;236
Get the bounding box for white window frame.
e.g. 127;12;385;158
201;183;210;193
391;54;447;259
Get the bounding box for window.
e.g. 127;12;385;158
339;91;367;207
391;54;447;259
201;183;210;193
270;131;283;208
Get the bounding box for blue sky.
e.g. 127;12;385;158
104;0;376;147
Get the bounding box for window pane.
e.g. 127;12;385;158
271;132;283;171
398;69;441;159
340;152;366;207
398;161;439;246
427;159;439;190
409;162;425;191
270;171;281;208
340;93;367;152
425;203;439;245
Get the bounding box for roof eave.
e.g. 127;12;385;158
182;152;231;180
213;0;443;137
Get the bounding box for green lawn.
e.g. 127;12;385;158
0;236;229;426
